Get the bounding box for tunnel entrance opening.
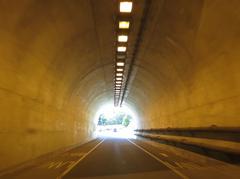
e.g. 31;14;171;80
94;104;138;139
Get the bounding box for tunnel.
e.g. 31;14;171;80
0;0;240;178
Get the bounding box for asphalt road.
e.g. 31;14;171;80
63;138;182;179
1;137;240;179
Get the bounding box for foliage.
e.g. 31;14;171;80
97;112;132;127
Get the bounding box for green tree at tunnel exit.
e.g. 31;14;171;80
122;115;131;127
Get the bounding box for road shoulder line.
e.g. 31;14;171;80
127;139;189;179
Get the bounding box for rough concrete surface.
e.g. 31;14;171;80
0;0;240;170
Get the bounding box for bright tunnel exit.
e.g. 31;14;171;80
94;103;139;139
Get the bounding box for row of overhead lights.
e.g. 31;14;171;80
114;1;133;107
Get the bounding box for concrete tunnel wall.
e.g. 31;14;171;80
0;0;240;170
129;0;240;129
0;0;117;170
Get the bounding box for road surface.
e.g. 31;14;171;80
63;138;182;179
1;138;240;179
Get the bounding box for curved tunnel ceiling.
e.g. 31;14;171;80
1;0;240;170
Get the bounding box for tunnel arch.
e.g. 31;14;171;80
0;0;240;171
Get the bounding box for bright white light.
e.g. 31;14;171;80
116;68;123;72
116;81;122;84
116;73;123;76
94;103;138;139
116;77;122;81
120;1;133;13
118;35;128;42
117;46;126;52
119;21;130;29
116;62;125;66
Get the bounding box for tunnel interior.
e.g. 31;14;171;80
0;0;240;171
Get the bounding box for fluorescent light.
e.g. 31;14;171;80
117;46;126;52
116;77;122;80
120;1;133;13
116;62;125;66
116;81;122;84
116;68;123;72
118;35;128;42
116;73;123;76
119;21;130;29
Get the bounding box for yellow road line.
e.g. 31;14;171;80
57;139;105;179
127;139;189;179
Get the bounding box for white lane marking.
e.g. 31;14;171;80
47;161;76;169
57;139;105;179
174;161;184;169
159;153;168;157
69;152;86;157
127;139;189;179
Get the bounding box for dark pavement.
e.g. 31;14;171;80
63;138;181;179
1;137;240;179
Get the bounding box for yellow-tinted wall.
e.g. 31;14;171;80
129;0;240;129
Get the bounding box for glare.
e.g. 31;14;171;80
116;62;125;66
94;103;138;139
119;21;130;29
116;77;122;81
117;46;126;52
116;81;122;84
120;1;133;13
118;35;128;42
116;73;123;76
116;68;123;72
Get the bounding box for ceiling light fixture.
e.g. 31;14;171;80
120;1;133;13
119;21;130;29
116;73;123;76
117;46;126;52
116;78;122;81
116;68;124;72
118;35;128;42
116;62;125;66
